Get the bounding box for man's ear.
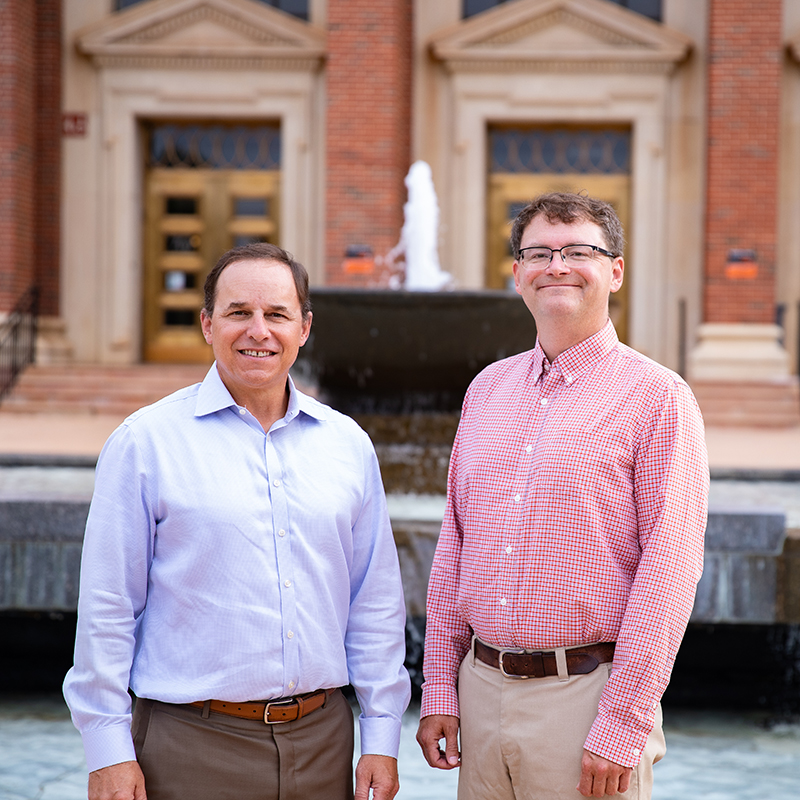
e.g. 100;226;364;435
300;311;312;346
200;308;213;344
609;257;624;294
511;260;523;296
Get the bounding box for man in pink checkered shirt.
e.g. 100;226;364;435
416;193;708;799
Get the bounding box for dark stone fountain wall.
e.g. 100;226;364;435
293;288;537;496
293;288;538;415
293;288;539;695
5;289;800;712
353;413;458;495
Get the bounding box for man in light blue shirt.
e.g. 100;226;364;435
63;243;411;800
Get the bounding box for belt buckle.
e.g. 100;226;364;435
263;698;295;724
498;648;543;679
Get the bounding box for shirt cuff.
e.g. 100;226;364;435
583;712;652;769
419;680;460;719
81;724;137;774
359;715;402;759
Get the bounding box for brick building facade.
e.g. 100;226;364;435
325;0;412;285
0;0;798;423
0;0;61;317
704;0;781;326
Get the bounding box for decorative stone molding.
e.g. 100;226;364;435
123;4;290;45
689;323;791;382
479;8;636;47
35;317;74;366
441;59;678;74
91;55;321;70
430;0;692;74
62;0;326;363
75;0;326;71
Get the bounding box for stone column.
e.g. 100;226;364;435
689;0;799;425
325;0;412;285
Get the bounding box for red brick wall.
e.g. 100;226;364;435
0;0;61;316
35;0;62;318
325;0;412;285
703;0;781;324
0;0;36;312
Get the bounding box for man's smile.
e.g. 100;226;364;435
240;349;275;358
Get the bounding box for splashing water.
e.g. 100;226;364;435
389;161;452;291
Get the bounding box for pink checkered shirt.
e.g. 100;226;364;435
420;321;708;768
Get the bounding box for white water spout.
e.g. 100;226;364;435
393;161;452;291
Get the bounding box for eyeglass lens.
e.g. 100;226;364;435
520;245;599;267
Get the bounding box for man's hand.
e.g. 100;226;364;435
416;714;460;770
88;761;146;800
577;749;632;797
354;754;399;800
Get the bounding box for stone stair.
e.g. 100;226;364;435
0;363;210;416
690;379;800;427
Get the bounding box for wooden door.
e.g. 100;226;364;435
143;169;280;362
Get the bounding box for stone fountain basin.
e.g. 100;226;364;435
293;288;537;414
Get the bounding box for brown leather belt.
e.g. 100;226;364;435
474;640;615;678
190;688;334;724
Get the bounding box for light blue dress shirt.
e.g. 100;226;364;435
63;365;410;773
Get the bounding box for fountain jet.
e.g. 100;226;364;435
390;161;452;291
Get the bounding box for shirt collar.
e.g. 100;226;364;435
287;375;328;422
195;363;328;422
530;319;619;384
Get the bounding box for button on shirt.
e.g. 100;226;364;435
421;322;708;767
64;366;411;773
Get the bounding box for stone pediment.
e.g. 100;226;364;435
76;0;326;69
430;0;692;73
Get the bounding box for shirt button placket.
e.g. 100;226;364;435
265;433;299;691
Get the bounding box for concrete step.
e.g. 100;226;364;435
691;380;800;427
1;364;209;416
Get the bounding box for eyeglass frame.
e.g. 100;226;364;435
516;243;617;267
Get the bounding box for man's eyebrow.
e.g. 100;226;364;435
222;300;291;313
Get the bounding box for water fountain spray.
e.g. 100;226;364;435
388;161;452;290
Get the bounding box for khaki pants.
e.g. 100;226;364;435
131;689;354;800
457;647;666;800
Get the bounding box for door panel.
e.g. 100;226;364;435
143;169;280;363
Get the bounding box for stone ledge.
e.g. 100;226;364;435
704;507;786;553
0;501;794;624
0;501;90;542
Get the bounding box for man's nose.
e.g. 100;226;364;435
247;314;272;339
545;250;570;273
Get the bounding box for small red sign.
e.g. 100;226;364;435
62;113;88;137
342;257;375;275
724;262;758;281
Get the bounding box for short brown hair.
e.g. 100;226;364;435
203;242;311;319
510;192;625;259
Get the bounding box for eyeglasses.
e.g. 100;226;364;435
517;244;616;269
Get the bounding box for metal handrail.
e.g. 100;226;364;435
0;286;39;402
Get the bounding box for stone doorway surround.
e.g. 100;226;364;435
62;0;326;364
780;24;800;390
417;0;696;366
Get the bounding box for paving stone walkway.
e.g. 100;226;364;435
1;695;798;800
